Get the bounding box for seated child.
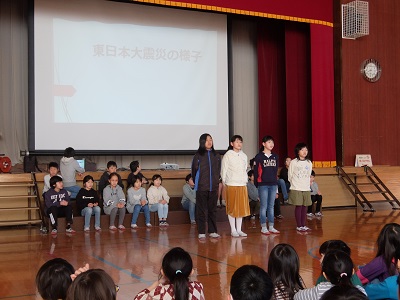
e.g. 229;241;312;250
98;161;124;197
294;250;366;300
317;240;362;286
60;147;85;198
66;269;117;300
103;172;126;231
127;160;148;188
134;247;205;300
246;170;260;219
356;223;400;285
320;286;368;300
42;162;60;195
278;157;291;202
181;174;196;225
76;175;101;232
126;175;152;228
307;170;323;217
44;176;75;234
230;265;273;300
268;243;305;299
147;174;170;227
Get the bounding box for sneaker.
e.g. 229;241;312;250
296;227;305;232
269;227;280;234
237;231;247;237
95;226;101;231
131;224;138;229
306;213;314;217
146;223;152;227
109;225;117;231
198;233;206;240
261;227;270;235
209;232;221;238
302;226;311;231
84;227;90;232
275;215;284;219
221;200;226;207
315;212;323;217
118;225;126;230
191;220;196;225
250;214;256;220
231;231;240;237
66;227;76;233
159;221;164;226
164;222;169;226
51;228;58;235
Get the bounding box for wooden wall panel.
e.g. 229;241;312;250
341;0;400;165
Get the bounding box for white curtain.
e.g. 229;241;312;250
0;3;258;170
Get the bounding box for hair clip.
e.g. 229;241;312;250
176;270;182;274
340;272;347;277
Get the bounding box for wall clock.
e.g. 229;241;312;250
361;59;381;82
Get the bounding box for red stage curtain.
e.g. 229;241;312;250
310;24;336;164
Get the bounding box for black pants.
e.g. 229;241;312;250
196;190;218;234
47;205;73;228
307;194;323;213
274;198;281;216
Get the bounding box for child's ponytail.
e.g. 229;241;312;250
172;271;190;300
322;250;354;288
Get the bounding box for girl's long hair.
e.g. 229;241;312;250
197;133;215;155
322;250;354;287
258;135;274;153
161;247;193;300
268;244;305;299
376;223;400;275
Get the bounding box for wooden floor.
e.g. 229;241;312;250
1;203;399;300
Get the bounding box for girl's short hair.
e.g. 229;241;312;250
268;244;304;298
185;174;192;182
376;223;400;275
36;258;75;300
247;170;254;178
321;250;354;286
108;172;119;180
50;175;63;188
294;142;310;160
161;247;193;300
83;175;94;186
152;174;162;182
63;147;75;158
228;135;243;150
130;175;142;185
66;269;117;300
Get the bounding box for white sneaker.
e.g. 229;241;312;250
95;226;101;231
296;227;305;232
237;231;247;237
118;225;126;230
250;214;256;220
209;232;221;238
261;227;270;235
306;213;314;217
315;212;323;217
231;231;239;237
269;227;280;234
84;227;90;232
146;223;152;227
198;234;206;240
221;200;226;207
302;226;311;231
131;224;138;229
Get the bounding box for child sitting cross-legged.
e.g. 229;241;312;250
126;175;152;229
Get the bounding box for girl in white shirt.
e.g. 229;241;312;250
147;174;170;226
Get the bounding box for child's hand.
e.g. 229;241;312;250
70;263;89;281
140;200;147;206
77;173;83;177
117;202;125;208
60;200;68;206
88;203;94;208
160;200;167;205
93;202;98;206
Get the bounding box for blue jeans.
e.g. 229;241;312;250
277;179;289;200
131;204;150;225
149;203;169;219
64;185;81;199
258;185;277;226
81;206;101;228
182;200;196;222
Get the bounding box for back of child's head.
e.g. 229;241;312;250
48;162;59;170
185;174;192;182
319;240;351;256
50;175;63;189
311;170;316;177
294;142;309;160
319;285;368;300
106;161;117;169
66;269;116;300
161;247;193;300
230;265;273;300
376;223;400;275
83;175;94;186
63;147;75;158
129;160;140;173
268;243;304;297
321;250;354;286
36;258;75;300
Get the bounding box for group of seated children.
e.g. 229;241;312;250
42;155;171;233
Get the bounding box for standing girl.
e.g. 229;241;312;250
288;142;312;232
268;243;305;300
103;172;126;230
191;133;221;240
76;175;101;232
221;135;250;237
134;247;205;300
147;174;170;226
253;135;280;235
